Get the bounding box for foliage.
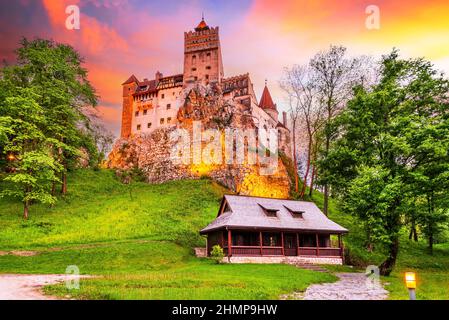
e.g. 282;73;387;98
320;50;449;274
210;245;225;264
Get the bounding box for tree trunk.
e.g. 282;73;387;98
300;136;312;199
291;119;299;193
23;200;29;220
308;165;316;197
323;135;330;216
428;234;433;255
51;181;56;197
408;222;418;242
379;237;399;276
61;170;67;195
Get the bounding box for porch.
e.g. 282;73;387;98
206;230;344;258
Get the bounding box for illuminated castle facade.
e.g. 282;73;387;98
120;18;290;154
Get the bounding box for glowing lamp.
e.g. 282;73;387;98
405;272;416;289
7;154;15;161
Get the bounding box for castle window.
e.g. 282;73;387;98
137;124;141;130
143;109;147;115
194;76;198;81
206;52;211;57
192;67;197;71
206;66;211;70
167;117;172;123
161;93;165;99
166;104;171;110
135;111;139;117
160;118;164;124
192;55;196;65
147;122;152;128
205;74;209;80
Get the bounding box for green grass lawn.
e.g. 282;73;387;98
0;169;335;299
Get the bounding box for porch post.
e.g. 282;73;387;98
296;233;300;256
281;231;285;256
339;234;345;263
259;231;263;256
220;231;224;248
227;229;232;257
206;235;209;257
316;233;320;256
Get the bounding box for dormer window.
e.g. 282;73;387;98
284;205;304;218
258;204;278;217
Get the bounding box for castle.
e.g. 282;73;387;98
120;17;290;154
111;18;292;198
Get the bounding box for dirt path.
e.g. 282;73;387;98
0;274;82;300
303;272;388;300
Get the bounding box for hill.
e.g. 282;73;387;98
0;169;335;299
0;169;448;299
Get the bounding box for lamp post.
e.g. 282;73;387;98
405;272;416;300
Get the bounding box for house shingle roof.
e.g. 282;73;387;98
200;195;348;234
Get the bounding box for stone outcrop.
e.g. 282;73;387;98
107;83;292;198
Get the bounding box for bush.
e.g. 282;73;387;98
210;245;225;264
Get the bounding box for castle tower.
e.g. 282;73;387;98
259;81;279;121
183;17;224;86
121;74;138;138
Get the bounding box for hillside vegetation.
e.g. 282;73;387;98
0;169;335;299
0;169;448;299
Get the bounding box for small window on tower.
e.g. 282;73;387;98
147;122;152;128
167;117;172;123
161;94;165;99
205;75;209;80
206;66;211;70
206;52;211;57
166;104;171;110
143;109;147;115
160;118;164;124
135;111;139;117
136;124;141;130
192;67;197;72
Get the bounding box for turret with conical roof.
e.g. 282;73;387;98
259;80;278;120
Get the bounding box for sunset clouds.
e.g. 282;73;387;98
1;0;448;136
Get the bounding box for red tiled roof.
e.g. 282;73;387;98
122;74;139;85
259;85;276;110
195;18;209;31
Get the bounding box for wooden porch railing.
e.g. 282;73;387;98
223;246;341;257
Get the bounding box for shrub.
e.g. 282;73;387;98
210;245;225;264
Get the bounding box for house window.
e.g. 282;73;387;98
147;122;152;128
136;124;141;130
263;233;280;247
167;117;172;123
166;104;171;110
143;109;147;115
259;204;278;217
160;118;164;124
135;111;139;117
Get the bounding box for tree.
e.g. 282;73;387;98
281;65;325;198
310;46;372;214
13;38;98;195
321;50;449;275
0;88;61;219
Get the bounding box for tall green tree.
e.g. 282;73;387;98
0;88;61;219
13;38;98;194
321;50;449;275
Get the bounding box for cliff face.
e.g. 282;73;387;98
107;83;291;198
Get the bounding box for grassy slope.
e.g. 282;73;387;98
0;169;335;300
307;189;449;300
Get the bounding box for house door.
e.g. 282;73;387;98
284;234;297;256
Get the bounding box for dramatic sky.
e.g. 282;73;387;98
1;0;449;137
